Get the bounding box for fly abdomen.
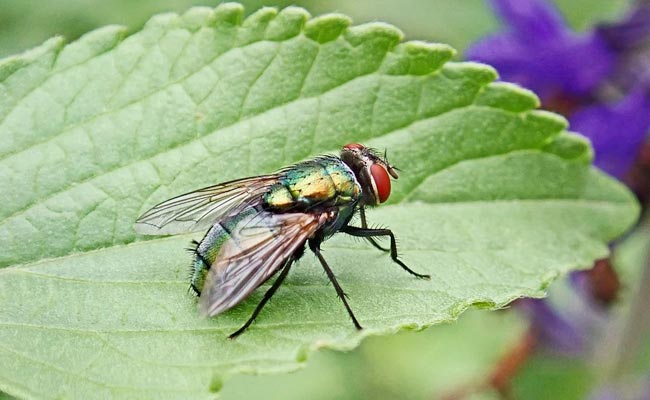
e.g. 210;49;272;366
189;208;260;295
189;235;218;296
190;259;209;296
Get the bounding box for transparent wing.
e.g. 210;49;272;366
134;175;280;235
200;210;328;317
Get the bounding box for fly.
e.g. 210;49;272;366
134;143;430;338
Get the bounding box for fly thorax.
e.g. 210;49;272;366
263;184;296;210
324;163;361;202
265;159;361;211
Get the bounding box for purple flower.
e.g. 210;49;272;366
516;259;617;357
598;4;650;52
517;298;586;356
467;0;650;179
466;0;615;99
460;3;650;396
571;88;650;178
464;0;650;358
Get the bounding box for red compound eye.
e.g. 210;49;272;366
343;143;364;150
370;164;391;203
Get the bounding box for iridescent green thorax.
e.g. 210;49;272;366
264;156;361;211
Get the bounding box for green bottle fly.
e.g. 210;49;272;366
135;144;429;338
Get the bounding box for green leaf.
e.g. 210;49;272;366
513;357;595;400
0;3;639;399
0;392;17;400
221;309;524;399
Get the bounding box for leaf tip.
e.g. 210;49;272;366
405;40;455;59
266;6;310;41
54;25;128;71
212;2;245;26
144;11;183;30
0;36;64;82
382;40;456;75
527;109;569;132
443;61;498;85
346;22;403;47
542;131;594;164
180;6;218;31
304;13;352;43
474;81;541;112
243;6;279;27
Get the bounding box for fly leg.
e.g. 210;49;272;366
359;206;389;252
228;257;294;339
341;226;431;280
308;238;363;330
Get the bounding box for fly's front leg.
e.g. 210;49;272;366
341;225;431;280
359;206;389;252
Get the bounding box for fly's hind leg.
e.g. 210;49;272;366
308;238;363;330
229;256;294;339
341;225;431;280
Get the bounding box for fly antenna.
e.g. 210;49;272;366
383;148;401;171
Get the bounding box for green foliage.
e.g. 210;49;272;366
0;392;17;400
222;310;525;399
0;3;639;398
513;357;595;400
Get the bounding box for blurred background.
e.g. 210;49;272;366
2;0;647;399
0;0;628;59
